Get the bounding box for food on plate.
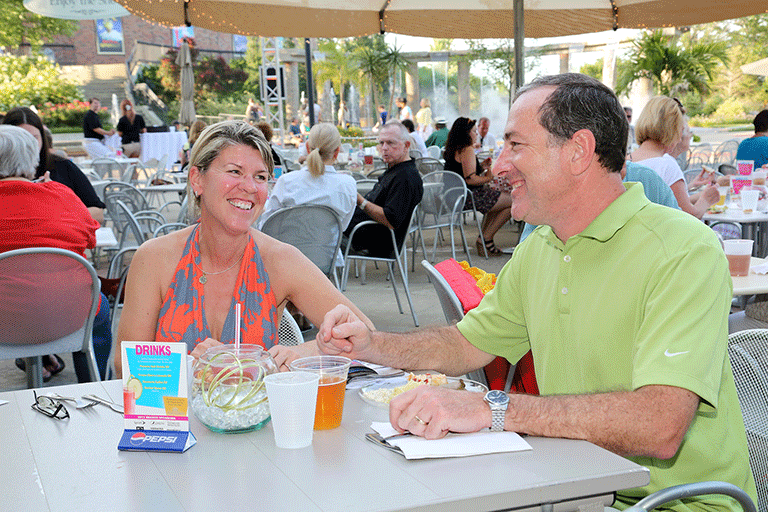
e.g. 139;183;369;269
708;204;727;214
407;372;448;386
361;373;467;404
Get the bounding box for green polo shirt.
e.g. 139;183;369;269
458;183;756;512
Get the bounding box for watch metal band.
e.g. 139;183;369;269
491;409;505;432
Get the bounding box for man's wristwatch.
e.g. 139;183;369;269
484;390;509;432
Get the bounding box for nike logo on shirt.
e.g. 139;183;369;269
664;349;690;357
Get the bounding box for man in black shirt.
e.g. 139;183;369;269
83;98;115;158
345;121;423;257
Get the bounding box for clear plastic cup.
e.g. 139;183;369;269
289;356;351;430
716;186;728;206
723;239;754;277
264;371;320;449
742;189;759;213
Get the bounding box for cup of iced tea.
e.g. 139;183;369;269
723;239;754;277
289;356;351;430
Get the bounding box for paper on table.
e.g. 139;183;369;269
751;263;768;275
370;422;531;460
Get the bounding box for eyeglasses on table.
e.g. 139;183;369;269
31;391;70;420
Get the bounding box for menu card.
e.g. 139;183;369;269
732;176;753;196
737;160;755;176
118;341;196;453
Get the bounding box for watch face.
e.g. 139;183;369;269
485;390;508;406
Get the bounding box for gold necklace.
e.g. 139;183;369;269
194;253;243;284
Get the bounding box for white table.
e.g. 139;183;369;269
140;182;188;207
141;132;188;170
95;226;118;248
703;208;768;256
0;379;649;512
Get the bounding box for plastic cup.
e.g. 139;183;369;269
187;354;194;393
742;189;759;213
716;187;728;206
264;371;320;449
723;239;754;277
289;356;351;430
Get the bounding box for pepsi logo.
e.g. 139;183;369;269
130;432;147;445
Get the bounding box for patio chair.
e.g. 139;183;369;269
727;328;768;511
260;204;344;288
426;145;442;160
120;161;153;186
0;247;101;388
356;179;378;197
622;482;755;512
104;247;138;379
686;143;713;170
414;157;443;175
414;173;474;266
714;139;740;167
342;210;420;326
109;199;163;250
91;157;123;180
277;308;304;347
103;182;166;241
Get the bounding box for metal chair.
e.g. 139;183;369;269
710;221;743;241
714;139;740;167
91;157;123;180
356;179;378;197
686;143;713;170
426;145;442;160
120;161;154;186
277;308;304;347
414;157;443;175
0;248;101;388
342;210;420;326
111;200;163;250
104;247;138;379
420;260;489;387
727;328;768;511
623;482;755;512
415;172;474;266
260;204;345;288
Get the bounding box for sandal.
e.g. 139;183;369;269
16;355;65;382
476;238;504;257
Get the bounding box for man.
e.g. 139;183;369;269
624;106;635;151
344;121;423;257
736;109;768;169
320;74;756;510
477;116;496;149
288;117;303;146
401;119;428;158
82;97;115;158
425;118;448;148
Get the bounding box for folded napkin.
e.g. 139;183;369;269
370;422;531;460
751;263;768;275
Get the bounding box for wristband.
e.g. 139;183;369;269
360;199;369;210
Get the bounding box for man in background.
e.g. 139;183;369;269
82;97;115;158
477;116;496;149
425;118;448;148
736;109;768;169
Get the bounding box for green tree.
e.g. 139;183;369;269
0;0;77;51
467;40;539;108
617;30;728;97
0;54;82;111
380;43;411;114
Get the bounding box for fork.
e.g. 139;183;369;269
47;393;97;409
81;394;124;414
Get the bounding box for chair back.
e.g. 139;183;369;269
104;181;151;213
427;145;442;160
112;199;150;248
260;204;343;276
91;157;122;180
421;171;468;218
686;143;713;170
414;157;443;175
356;179;378;196
277;308;304;347
727;329;768;512
714;139;740;167
421;260;464;324
0;248;100;387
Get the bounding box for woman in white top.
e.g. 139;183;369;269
628;96;718;219
258;123;356;257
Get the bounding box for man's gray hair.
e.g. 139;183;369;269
515;73;628;173
381;120;411;143
0;125;40;180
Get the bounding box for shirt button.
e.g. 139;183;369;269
561;287;568;294
563;255;571;262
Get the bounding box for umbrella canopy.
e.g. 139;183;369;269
115;0;766;39
176;40;197;126
741;57;768;78
24;0;129;20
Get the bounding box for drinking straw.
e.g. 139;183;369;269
235;303;241;350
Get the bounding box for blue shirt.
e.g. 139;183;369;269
736;136;768;169
519;162;679;244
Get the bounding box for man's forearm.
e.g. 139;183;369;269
358;195;393;229
505;385;699;459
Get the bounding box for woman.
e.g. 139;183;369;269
444;117;512;256
397;97;413;122
3;107;106;224
415;98;433;140
179;119;207;168
258;122;356;257
0;125;111;382
116;99;146;157
114;121;373;377
255;121;284;169
628;96;718;219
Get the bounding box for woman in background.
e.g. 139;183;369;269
444;117;512;256
415;98;433;140
179;119;208;168
116;99;146;157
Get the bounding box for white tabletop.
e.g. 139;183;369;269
733;257;768;296
141;132;188;170
141;183;188;194
95;226;118;248
0;379;649;512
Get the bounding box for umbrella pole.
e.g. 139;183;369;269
305;38;316;127
514;0;525;91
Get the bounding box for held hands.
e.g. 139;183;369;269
689;167;717;189
389;386;491;439
190;337;223;361
315;304;371;359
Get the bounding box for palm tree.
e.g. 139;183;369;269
380;43;410;116
617;30;728;97
355;46;387;127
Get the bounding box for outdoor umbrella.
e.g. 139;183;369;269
741;57;768;78
176;40;197;126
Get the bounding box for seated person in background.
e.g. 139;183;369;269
288;117;303;147
316;73;756;511
255;121;284;169
116;99;146;158
401;119;428;158
344;121;423;257
444;117;512;256
372;104;388;133
179;119;208;168
628;96;718;219
114;121;373;376
425;117;449;148
3;107;106;225
0;125;112;382
82;97;115;158
736;109;768;169
477;116;496;150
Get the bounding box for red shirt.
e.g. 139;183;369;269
0;180;98;257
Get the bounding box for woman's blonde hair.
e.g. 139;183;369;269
306;123;341;177
421;98;430;108
635;96;684;148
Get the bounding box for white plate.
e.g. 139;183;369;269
359;376;487;408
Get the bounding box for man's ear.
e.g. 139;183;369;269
568;129;596;176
